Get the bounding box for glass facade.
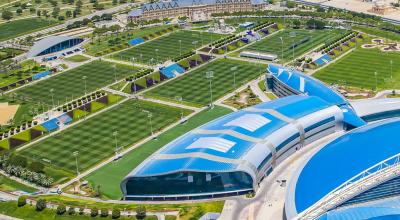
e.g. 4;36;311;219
37;38;83;56
125;171;253;196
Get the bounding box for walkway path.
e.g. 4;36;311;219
250;77;270;102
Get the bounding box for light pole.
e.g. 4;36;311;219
73;151;79;176
50;88;54;109
179;40;182;56
142;110;153;136
390;60;393;79
131;57;137;94
231;66;237;89
155;49;159;64
206;71;214;109
192;41;198;65
175;96;184;122
290;32;296;62
375;71;378;91
279;37;284;62
113;130;118;157
82;76;87;95
113;64;117;83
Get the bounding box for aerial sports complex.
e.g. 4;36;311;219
121;64;400;219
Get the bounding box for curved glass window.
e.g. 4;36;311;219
125;171;253;195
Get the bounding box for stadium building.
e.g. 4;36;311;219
121;64;400;204
127;0;268;23
285;118;400;220
27;35;84;58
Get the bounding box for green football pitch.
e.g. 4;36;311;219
238;29;348;63
0;18;58;41
112;30;224;64
11;61;137;106
19;100;191;173
85;106;232;199
146;58;266;106
313;48;400;90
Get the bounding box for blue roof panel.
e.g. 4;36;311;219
294;118;400;213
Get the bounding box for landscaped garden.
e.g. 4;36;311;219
18;100;192;174
111;30;224;64
146;58;266;106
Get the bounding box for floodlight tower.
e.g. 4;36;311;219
279;37;284;62
113;130;119;157
73;151;79;176
175;96;184;122
82;76;87;95
113;64;117;83
231;66;237;89
206;71;214;109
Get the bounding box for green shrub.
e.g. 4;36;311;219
56;204;66;215
136;206;146;220
91;207;98;217
36;199;46;211
100;208;108;217
9;155;28;167
68;207;75;215
17;196;26;207
79;207;84;215
112;208;120;219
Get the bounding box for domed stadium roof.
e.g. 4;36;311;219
27;35;82;58
286;118;400;218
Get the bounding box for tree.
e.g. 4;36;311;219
292;20;301;29
112;208;120;219
135;206;146;220
36;199;46;211
58;15;65;20
100;208;108;217
90;208;98;217
286;1;296;8
306;19;326;29
76;0;83;8
52;7;60;18
17;196;26;207
67;207;75;215
112;0;117;5
56;204;66;215
79;207;84;215
65;10;72;17
2;10;13;20
36;10;41;17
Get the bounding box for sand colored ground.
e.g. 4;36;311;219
0;103;19;125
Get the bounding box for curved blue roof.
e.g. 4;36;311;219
28;35;82;57
268;64;347;106
318;196;400;220
129;95;334;177
293;118;400;214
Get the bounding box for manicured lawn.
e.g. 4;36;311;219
0;18;58;41
10;61;137;106
112;30;224;64
85;106;232;199
0;174;36;193
63;55;90;62
31;194;224;220
146;58;266;106
237;29;348;62
19;100;192;172
313;48;400;90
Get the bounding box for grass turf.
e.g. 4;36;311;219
353;25;400;43
19;100;192;173
63;55;90;62
0;174;36;193
313;48;400;90
111;30;224;64
85;106;232;199
0;18;58;42
10;61;137;106
237;29;348;62
146;58;266;106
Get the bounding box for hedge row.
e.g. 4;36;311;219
125;69;153;82
172;51;195;62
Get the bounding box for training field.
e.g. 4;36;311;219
313;48;400;90
12;61;136;106
0;18;58;41
146;58;266;106
238;29;348;62
85;106;232;199
19;100;190;173
112;30;224;64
